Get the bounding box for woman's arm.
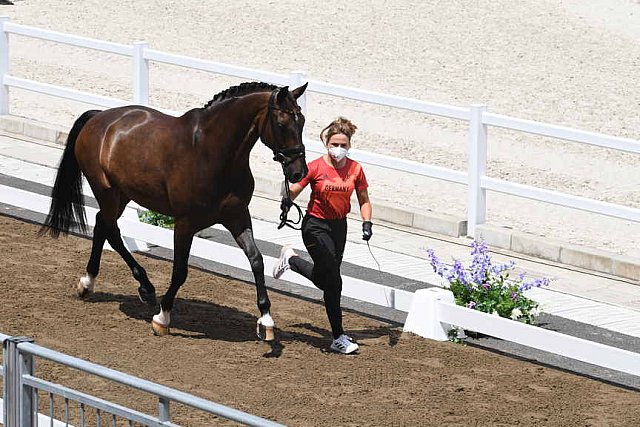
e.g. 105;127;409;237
356;187;372;221
288;182;305;201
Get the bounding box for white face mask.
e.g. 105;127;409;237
328;146;348;162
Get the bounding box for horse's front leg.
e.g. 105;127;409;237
152;218;194;336
224;213;274;341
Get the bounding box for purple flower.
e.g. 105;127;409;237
450;259;470;286
519;276;551;292
470;240;492;284
490;261;515;275
427;248;447;277
467;301;476;309
470;240;489;256
511;292;518;300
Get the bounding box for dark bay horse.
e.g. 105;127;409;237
40;82;308;340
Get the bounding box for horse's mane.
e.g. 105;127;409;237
203;82;278;109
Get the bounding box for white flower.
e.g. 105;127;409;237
510;308;522;320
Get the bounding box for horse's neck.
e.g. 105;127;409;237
198;95;266;158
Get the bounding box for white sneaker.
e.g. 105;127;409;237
330;334;359;354
273;245;296;279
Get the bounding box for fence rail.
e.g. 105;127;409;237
403;288;640;377
305;79;471;120
482;111;640;154
2;17;640;239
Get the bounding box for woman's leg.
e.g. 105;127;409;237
297;217;347;338
289;215;328;289
323;219;347;338
288;255;314;281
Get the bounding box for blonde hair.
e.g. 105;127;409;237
320;116;358;145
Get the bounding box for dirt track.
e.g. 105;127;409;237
1;215;639;426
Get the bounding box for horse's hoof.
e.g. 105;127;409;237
256;323;275;341
138;286;157;307
256;315;275;342
77;277;94;298
152;320;170;336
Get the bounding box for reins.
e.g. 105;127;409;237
278;177;304;230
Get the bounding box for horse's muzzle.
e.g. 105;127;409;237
286;163;308;183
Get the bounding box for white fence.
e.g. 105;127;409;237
1;184;639;380
1;18;640;238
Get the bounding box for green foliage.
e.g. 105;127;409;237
138;211;175;229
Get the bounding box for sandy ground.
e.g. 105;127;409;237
1;215;640;426
1;0;640;256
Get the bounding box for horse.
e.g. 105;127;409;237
40;81;309;341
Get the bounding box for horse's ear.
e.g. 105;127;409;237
291;82;308;100
276;86;290;104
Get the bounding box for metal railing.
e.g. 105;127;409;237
1;17;639;239
1;333;283;427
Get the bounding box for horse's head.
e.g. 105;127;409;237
261;84;308;183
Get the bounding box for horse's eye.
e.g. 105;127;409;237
277;122;285;130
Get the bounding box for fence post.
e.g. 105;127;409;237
288;71;307;115
403;288;455;340
120;204;149;253
158;397;170;422
133;41;149;105
467;104;488;238
18;347;35;427
3;336;35;427
0;16;10;115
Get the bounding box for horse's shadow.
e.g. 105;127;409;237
84;291;400;357
87;291;259;343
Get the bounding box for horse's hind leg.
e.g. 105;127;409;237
77;211;108;297
92;190;157;305
223;211;274;341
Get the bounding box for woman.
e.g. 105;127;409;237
273;117;373;354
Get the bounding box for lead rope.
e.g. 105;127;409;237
366;240;382;272
363;230;392;307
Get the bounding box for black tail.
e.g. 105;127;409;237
39;110;101;238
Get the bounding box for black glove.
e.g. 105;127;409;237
362;221;373;241
280;196;293;213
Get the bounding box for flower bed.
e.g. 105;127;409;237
427;240;551;325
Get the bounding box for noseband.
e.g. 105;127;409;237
264;89;306;168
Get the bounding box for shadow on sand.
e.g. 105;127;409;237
83;291;398;358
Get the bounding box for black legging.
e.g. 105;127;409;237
289;214;347;339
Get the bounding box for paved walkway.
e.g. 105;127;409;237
2;132;640;339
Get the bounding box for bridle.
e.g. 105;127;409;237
263;88;306;230
264;89;306;169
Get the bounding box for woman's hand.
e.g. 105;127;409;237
362;221;373;241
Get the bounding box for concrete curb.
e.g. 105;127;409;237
2;114;639;282
477;224;640;281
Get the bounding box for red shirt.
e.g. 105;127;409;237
297;157;368;220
